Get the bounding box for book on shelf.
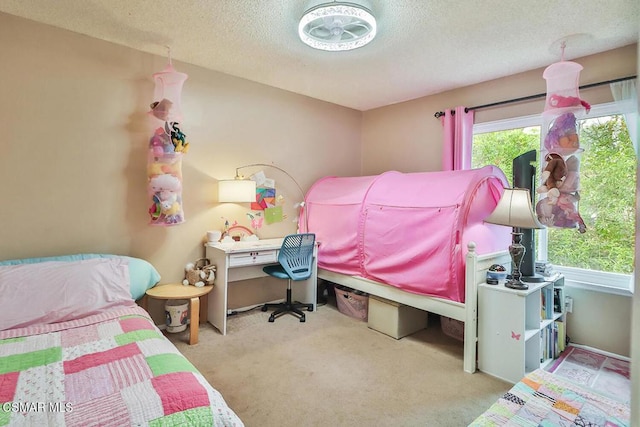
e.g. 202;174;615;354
553;287;564;314
540;321;566;362
555;320;566;355
540;286;554;320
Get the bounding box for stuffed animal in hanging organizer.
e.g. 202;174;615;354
548;94;591;113
148;174;182;223
165;122;190;154
557;155;580;193
552;193;587;233
544;112;581;155
158;193;182;224
150;98;173;121
160;195;180;215
148;151;183;180
536;183;587;233
535;198;555;227
536;153;567;204
149;127;172;157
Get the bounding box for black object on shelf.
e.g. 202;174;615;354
513;150;544;283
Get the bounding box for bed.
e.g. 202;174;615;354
470;368;630;426
0;255;243;426
300;166;513;373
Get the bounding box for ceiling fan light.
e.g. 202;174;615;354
298;2;377;52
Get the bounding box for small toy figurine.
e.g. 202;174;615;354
164;122;190;153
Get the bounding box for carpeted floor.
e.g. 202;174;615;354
546;344;631;404
167;299;511;427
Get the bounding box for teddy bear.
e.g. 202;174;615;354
536;153;567;204
182;260;216;287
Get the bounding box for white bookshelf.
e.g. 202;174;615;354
478;275;566;384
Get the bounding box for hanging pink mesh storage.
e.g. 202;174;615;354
536;57;588;233
151;64;188;123
542;60;590;116
147;61;189;226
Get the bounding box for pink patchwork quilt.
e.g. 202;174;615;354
0;306;243;426
470;369;629;426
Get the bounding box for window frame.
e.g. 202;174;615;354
473;102;634;296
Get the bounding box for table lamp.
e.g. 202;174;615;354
484;188;545;290
218;179;256;203
217;163;308;231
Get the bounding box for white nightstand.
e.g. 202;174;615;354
478;275;566;383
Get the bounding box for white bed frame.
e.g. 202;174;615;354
318;242;511;373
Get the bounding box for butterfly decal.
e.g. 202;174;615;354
246;212;264;230
511;331;521;340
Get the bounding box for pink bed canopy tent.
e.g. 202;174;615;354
146;56;189;226
301;166;511;302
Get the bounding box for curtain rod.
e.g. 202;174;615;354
433;75;636;118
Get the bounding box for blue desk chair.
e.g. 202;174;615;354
261;233;315;322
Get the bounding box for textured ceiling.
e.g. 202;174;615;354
0;0;638;111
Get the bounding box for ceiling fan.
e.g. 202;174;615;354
298;2;377;51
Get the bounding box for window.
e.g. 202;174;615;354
473;102;636;295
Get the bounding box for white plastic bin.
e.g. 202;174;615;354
165;299;189;333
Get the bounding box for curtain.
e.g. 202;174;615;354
610;79;638;293
610;79;638;156
441;106;474;171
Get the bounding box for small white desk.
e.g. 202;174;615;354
205;238;318;335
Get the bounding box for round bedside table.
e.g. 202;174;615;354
142;284;213;345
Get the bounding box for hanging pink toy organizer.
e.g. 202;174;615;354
536;59;589;233
147;63;189;226
300;166;511;302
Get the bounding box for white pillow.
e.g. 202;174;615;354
0;258;135;331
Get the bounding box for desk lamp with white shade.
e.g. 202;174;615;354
484;188;545;290
217;163;308;231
